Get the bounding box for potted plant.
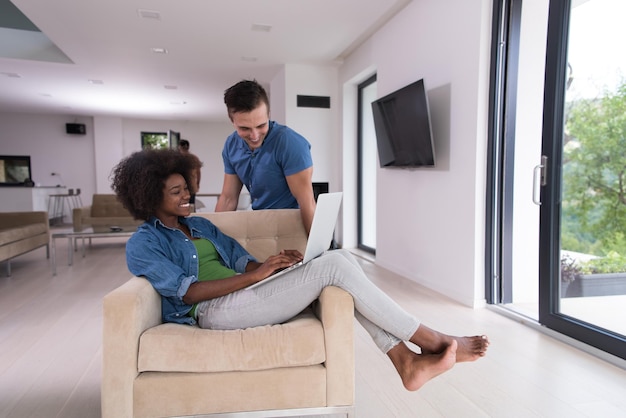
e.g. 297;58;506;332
561;252;626;298
560;254;580;297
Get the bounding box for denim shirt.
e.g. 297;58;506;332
126;216;257;325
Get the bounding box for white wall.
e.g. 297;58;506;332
339;0;493;307
93;116;124;193
271;64;340;188
0;113;96;200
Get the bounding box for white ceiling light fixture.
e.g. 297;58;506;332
241;56;257;62
164;85;178;90
88;79;104;85
150;47;168;54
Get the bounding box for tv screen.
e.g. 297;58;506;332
0;155;32;186
371;78;435;168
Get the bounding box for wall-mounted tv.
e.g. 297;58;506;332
0;155;33;186
371;78;435;168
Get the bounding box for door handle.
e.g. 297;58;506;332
532;155;548;205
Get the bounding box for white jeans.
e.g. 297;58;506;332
196;249;420;353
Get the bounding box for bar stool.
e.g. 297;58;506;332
48;188;83;226
69;188;83;209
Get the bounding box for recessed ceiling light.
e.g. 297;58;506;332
150;47;168;54
40;93;52;97
88;79;104;85
164;85;178;90
1;72;21;78
241;56;257;62
138;9;161;20
251;23;272;32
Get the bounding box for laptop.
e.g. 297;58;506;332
245;192;343;289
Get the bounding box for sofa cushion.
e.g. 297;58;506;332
138;309;326;373
0;224;48;246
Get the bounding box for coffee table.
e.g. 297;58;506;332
51;226;136;275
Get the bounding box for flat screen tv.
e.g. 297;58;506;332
0;155;33;186
371;78;435;168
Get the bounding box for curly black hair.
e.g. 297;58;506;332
110;148;200;221
224;79;270;119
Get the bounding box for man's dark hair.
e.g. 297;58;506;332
111;149;198;221
224;79;270;119
178;139;190;149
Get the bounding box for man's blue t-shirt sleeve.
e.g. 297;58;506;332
276;130;312;177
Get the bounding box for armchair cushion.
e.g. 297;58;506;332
0;223;48;245
138;310;326;373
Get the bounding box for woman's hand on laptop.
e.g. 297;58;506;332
248;250;304;281
278;249;304;263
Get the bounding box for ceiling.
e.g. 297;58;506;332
0;0;410;122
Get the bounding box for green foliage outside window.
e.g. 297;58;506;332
141;132;169;149
562;81;626;261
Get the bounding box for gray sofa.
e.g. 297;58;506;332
0;211;50;276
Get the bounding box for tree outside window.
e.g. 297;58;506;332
562;80;626;261
141;132;168;149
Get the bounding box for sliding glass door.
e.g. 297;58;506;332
488;0;626;360
539;0;626;358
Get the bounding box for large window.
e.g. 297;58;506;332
141;130;180;149
141;132;168;149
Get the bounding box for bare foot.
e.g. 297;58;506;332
387;340;457;391
452;335;489;362
411;325;489;362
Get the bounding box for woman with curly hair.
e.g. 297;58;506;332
112;149;489;392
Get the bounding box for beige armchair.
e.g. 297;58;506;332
102;209;355;418
73;194;142;232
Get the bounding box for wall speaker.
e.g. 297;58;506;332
66;123;86;135
296;95;331;109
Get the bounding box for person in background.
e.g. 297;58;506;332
215;80;317;234
177;139;203;209
112;148;490;393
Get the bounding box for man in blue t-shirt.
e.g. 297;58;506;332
215;80;317;234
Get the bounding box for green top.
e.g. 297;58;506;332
189;238;237;318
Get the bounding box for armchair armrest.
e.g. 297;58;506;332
315;286;355;406
102;277;162;418
72;206;92;232
0;211;49;231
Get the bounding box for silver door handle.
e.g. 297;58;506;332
532;155;547;205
